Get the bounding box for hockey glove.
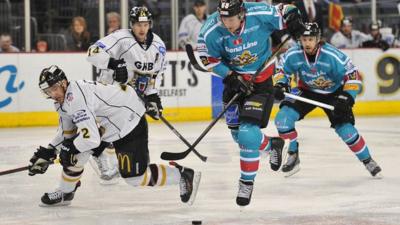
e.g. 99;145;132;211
223;71;253;96
333;91;355;116
28;145;57;176
108;58;128;83
145;94;163;120
59;138;80;168
273;82;290;101
283;9;305;39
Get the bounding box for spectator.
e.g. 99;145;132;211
330;17;370;48
362;21;390;51
0;33;20;53
106;12;121;34
65;16;91;51
178;0;207;50
33;39;49;53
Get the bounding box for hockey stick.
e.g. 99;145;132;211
160;92;241;161
185;44;209;72
159;115;208;162
284;92;334;110
0;158;60;176
162;37;293;161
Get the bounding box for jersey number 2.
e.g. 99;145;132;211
81;128;90;138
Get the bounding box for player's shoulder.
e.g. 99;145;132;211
97;29;135;49
284;44;302;59
244;2;274;15
152;33;166;47
320;43;349;63
199;12;220;34
181;14;197;24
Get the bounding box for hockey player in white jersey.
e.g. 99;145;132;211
86;6;168;183
28;65;201;206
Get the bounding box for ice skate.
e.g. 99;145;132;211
269;137;285;171
282;151;300;177
363;157;382;179
172;162;201;205
236;179;254;207
40;181;81;207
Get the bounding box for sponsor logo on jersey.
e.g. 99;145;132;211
66;92;73;102
159;46;166;55
224;41;258;53
232;50;258;66
134;61;154;71
96;41;106;49
200;56;210;66
305;76;335;90
72;109;90;124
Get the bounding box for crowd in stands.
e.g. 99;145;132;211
0;0;399;53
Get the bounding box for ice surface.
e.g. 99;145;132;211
0;117;399;225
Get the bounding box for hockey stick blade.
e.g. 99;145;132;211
160;115;208;162
185;44;209;72
161;93;241;161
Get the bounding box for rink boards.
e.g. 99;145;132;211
0;49;399;127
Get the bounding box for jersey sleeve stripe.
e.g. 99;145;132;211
203;22;221;42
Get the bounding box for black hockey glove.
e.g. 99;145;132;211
223;71;253;96
283;9;306;39
59;138;80;168
273;82;290;101
333;91;355;116
145;94;163;120
28;145;57;176
108;58;128;83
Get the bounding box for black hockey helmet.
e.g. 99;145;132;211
218;0;244;17
302;22;321;38
39;65;67;91
129;6;152;27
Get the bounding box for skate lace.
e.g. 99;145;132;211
179;176;188;195
237;182;252;198
365;160;378;172
269;149;279;165
48;190;63;200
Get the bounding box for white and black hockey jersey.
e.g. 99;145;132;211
49;80;146;152
87;29;166;96
178;14;206;49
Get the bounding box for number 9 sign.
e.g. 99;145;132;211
376;55;400;95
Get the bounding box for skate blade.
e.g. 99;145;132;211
283;165;300;178
39;200;71;207
372;172;383;179
187;172;202;206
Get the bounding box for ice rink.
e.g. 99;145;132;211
0;116;399;225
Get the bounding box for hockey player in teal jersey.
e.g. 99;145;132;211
197;0;305;206
273;22;382;178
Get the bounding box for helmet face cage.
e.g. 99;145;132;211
38;65;67;96
129;6;153;28
218;0;244;17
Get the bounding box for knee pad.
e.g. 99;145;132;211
335;123;358;143
275;106;300;133
225;103;240;129
237;123;262;150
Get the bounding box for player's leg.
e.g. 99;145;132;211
326;105;382;177
275;90;316;175
40;151;92;207
113;117;201;204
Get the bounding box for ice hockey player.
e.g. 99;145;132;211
273;22;382;178
86;6;168;183
197;0;305;206
28;65;201;206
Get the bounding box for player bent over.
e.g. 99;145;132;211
28;65;201;206
273;23;382;178
197;0;304;206
86;6;168;183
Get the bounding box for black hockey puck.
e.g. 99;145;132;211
192;220;202;225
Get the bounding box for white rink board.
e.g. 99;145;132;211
0;49;399;113
0;117;399;225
